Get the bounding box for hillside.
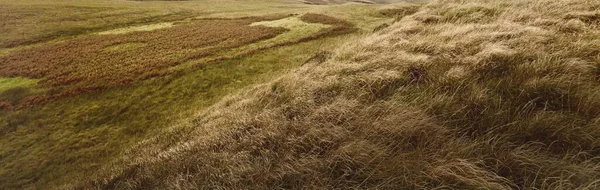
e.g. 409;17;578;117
0;0;410;188
1;0;599;189
302;0;424;5
69;0;600;189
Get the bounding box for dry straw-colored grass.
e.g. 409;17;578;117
70;0;600;189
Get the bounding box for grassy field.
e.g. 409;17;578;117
4;0;599;189
67;0;600;189
0;0;412;188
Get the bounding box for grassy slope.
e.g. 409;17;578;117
75;0;600;189
0;37;340;189
0;0;409;188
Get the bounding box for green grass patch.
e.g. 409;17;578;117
0;33;351;189
0;77;44;105
251;16;330;42
0;77;39;93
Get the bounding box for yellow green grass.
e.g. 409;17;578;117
249;16;330;45
0;77;39;93
97;22;175;35
0;77;45;107
0;34;354;189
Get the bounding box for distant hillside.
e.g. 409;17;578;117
72;0;600;189
302;0;425;5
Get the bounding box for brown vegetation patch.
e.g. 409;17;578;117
300;13;357;37
0;100;13;111
0;4;193;49
0;16;288;106
191;14;357;69
378;5;421;19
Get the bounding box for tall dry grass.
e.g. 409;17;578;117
71;0;600;189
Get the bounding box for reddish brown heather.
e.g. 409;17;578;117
0;100;13;111
194;14;358;68
0;16;287;105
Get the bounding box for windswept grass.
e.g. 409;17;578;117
74;0;600;189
